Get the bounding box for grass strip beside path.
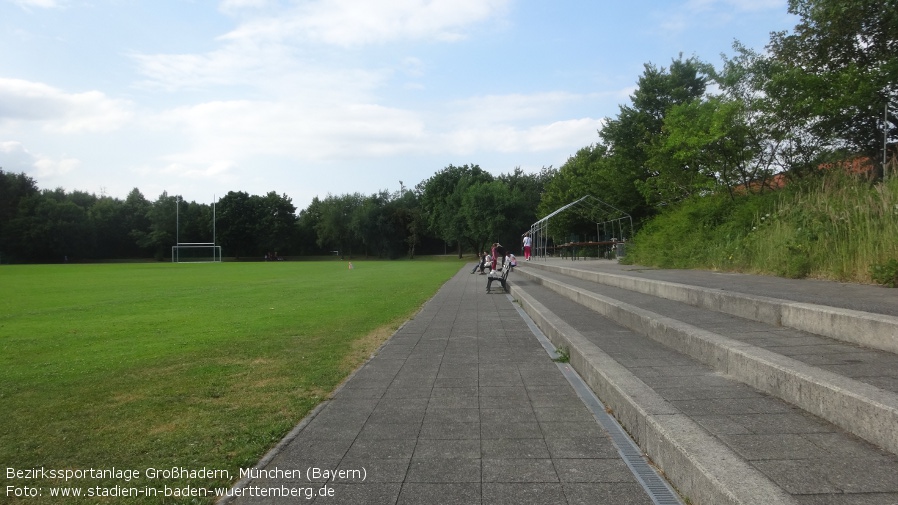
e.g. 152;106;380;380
0;259;463;504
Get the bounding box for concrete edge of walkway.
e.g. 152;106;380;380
508;283;799;505
517;267;898;457
526;262;898;355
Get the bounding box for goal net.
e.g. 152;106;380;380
172;243;222;263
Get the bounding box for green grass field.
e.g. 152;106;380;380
0;259;464;504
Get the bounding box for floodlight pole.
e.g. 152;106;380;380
176;196;180;263
885;100;890;173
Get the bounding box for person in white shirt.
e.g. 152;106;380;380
522;232;532;261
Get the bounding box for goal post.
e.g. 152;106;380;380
172;196;221;263
172;243;222;263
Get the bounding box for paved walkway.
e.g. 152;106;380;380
226;266;666;504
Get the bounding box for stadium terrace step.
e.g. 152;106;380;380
509;259;898;505
525;260;898;355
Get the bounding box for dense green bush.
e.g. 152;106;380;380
624;190;778;270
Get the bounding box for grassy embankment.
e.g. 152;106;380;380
625;172;898;284
0;259;464;504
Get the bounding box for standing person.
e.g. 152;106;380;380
490;243;498;273
522;232;532;261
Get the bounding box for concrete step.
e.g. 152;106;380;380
525;260;898;354
516;263;898;455
506;262;898;505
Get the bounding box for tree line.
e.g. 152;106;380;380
1;0;895;264
0;165;551;262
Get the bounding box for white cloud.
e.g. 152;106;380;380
140;97;427;186
0;141;33;171
0;78;134;133
0;140;79;178
522;119;605;152
218;0;272;13
133;42;387;101
443;118;603;154
684;0;785;12
659;0;788;36
10;0;63;9
222;0;511;47
137;87;603;191
33;154;79;178
401;57;425;77
129;0;515;135
450;92;588;125
151;159;238;181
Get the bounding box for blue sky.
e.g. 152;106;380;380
0;0;797;210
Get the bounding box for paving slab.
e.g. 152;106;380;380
224;266;669;504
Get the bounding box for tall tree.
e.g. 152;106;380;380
352;191;389;258
7;192;92;261
257;191;297;255
0;170;39;261
123;188;152;255
600;55;712;211
418;164;493;257
461;180;513;252
716;44;810;185
315;193;364;258
217;191;262;259
495;167;555;250
391;184;423;259
296;197;324;256
768;0;898;173
89;196;136;259
132;192;179;260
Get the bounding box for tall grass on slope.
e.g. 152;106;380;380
624;190;778;271
626;172;898;283
740;173;898;282
0;260;462;504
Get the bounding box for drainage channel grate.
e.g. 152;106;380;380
562;366;683;505
510;296;684;505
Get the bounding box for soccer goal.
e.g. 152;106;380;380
172;243;222;263
171;196;222;263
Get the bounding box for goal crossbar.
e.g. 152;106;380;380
172;244;222;263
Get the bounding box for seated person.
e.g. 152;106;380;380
481;254;491;274
471;251;485;274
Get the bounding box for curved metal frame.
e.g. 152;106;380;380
529;195;633;260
